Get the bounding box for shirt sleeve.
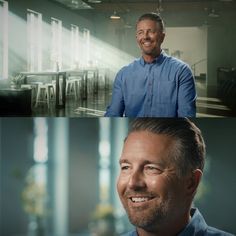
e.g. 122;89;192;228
104;69;125;117
177;65;197;117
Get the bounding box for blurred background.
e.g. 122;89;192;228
0;118;236;236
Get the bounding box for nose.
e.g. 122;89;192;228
128;169;146;190
144;30;149;37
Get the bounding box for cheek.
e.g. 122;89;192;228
146;177;161;191
137;38;142;46
117;176;126;196
147;177;170;195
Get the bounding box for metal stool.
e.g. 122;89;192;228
66;77;81;100
35;83;55;108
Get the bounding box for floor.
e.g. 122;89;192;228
31;88;111;117
30;80;235;117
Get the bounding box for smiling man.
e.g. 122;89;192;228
105;13;196;117
117;118;233;236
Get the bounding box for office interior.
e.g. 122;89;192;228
0;0;236;117
0;118;236;236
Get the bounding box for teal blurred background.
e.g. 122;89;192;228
0;118;236;236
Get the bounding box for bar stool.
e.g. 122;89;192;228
66;76;81;100
35;83;55;108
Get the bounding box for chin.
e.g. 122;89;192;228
128;214;158;230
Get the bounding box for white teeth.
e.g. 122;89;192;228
131;197;149;203
143;42;151;46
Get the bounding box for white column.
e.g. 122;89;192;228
52;118;69;236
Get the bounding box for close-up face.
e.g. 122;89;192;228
117;131;190;230
136;19;165;58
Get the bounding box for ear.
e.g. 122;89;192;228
160;32;165;44
186;169;202;197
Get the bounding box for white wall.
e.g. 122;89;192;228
163;27;207;76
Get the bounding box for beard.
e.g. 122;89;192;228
121;195;171;231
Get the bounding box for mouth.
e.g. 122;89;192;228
129;196;155;205
142;41;152;47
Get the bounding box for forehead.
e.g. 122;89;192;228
136;19;160;31
121;131;175;163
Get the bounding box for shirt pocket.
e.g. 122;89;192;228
156;80;177;104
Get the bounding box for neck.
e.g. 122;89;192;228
136;211;191;236
142;50;161;63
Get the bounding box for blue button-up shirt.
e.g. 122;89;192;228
105;51;196;117
121;208;233;236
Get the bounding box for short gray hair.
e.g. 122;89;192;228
136;12;165;32
128;118;205;177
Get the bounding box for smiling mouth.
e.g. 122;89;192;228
130;197;154;203
142;41;152;47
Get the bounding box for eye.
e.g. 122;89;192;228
136;30;144;36
120;163;131;171
144;165;162;174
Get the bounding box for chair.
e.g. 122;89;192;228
35;83;55;108
66;76;82;100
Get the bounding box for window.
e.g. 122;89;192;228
51;17;62;71
83;28;90;67
70;24;80;69
27;9;42;72
0;0;8;79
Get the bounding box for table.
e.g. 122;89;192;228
20;68;100;107
20;71;66;109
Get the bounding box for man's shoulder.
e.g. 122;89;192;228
117;58;142;75
187;208;234;236
164;54;189;68
205;226;234;236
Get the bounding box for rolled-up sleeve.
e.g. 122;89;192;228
177;65;196;117
104;69;125;117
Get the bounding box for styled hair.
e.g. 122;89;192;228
136;12;165;32
128;118;205;177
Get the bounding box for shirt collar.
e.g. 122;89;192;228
132;208;207;236
140;50;165;66
178;208;208;236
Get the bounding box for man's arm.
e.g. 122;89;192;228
104;70;125;117
177;65;197;117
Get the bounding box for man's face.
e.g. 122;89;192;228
136;19;165;57
117;131;189;231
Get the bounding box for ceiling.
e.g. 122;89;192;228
52;0;236;13
51;0;236;27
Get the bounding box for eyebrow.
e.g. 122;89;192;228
119;159;130;165
119;158;165;167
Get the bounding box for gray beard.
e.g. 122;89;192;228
124;200;169;231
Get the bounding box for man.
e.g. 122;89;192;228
117;118;233;236
105;13;196;117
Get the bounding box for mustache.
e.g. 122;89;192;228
124;190;156;198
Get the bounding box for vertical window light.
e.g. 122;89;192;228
99;119;111;204
34;118;48;163
83;28;90;67
27;9;42;72
23;118;48;225
0;0;8;79
52;119;69;236
51;18;62;71
70;24;79;69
